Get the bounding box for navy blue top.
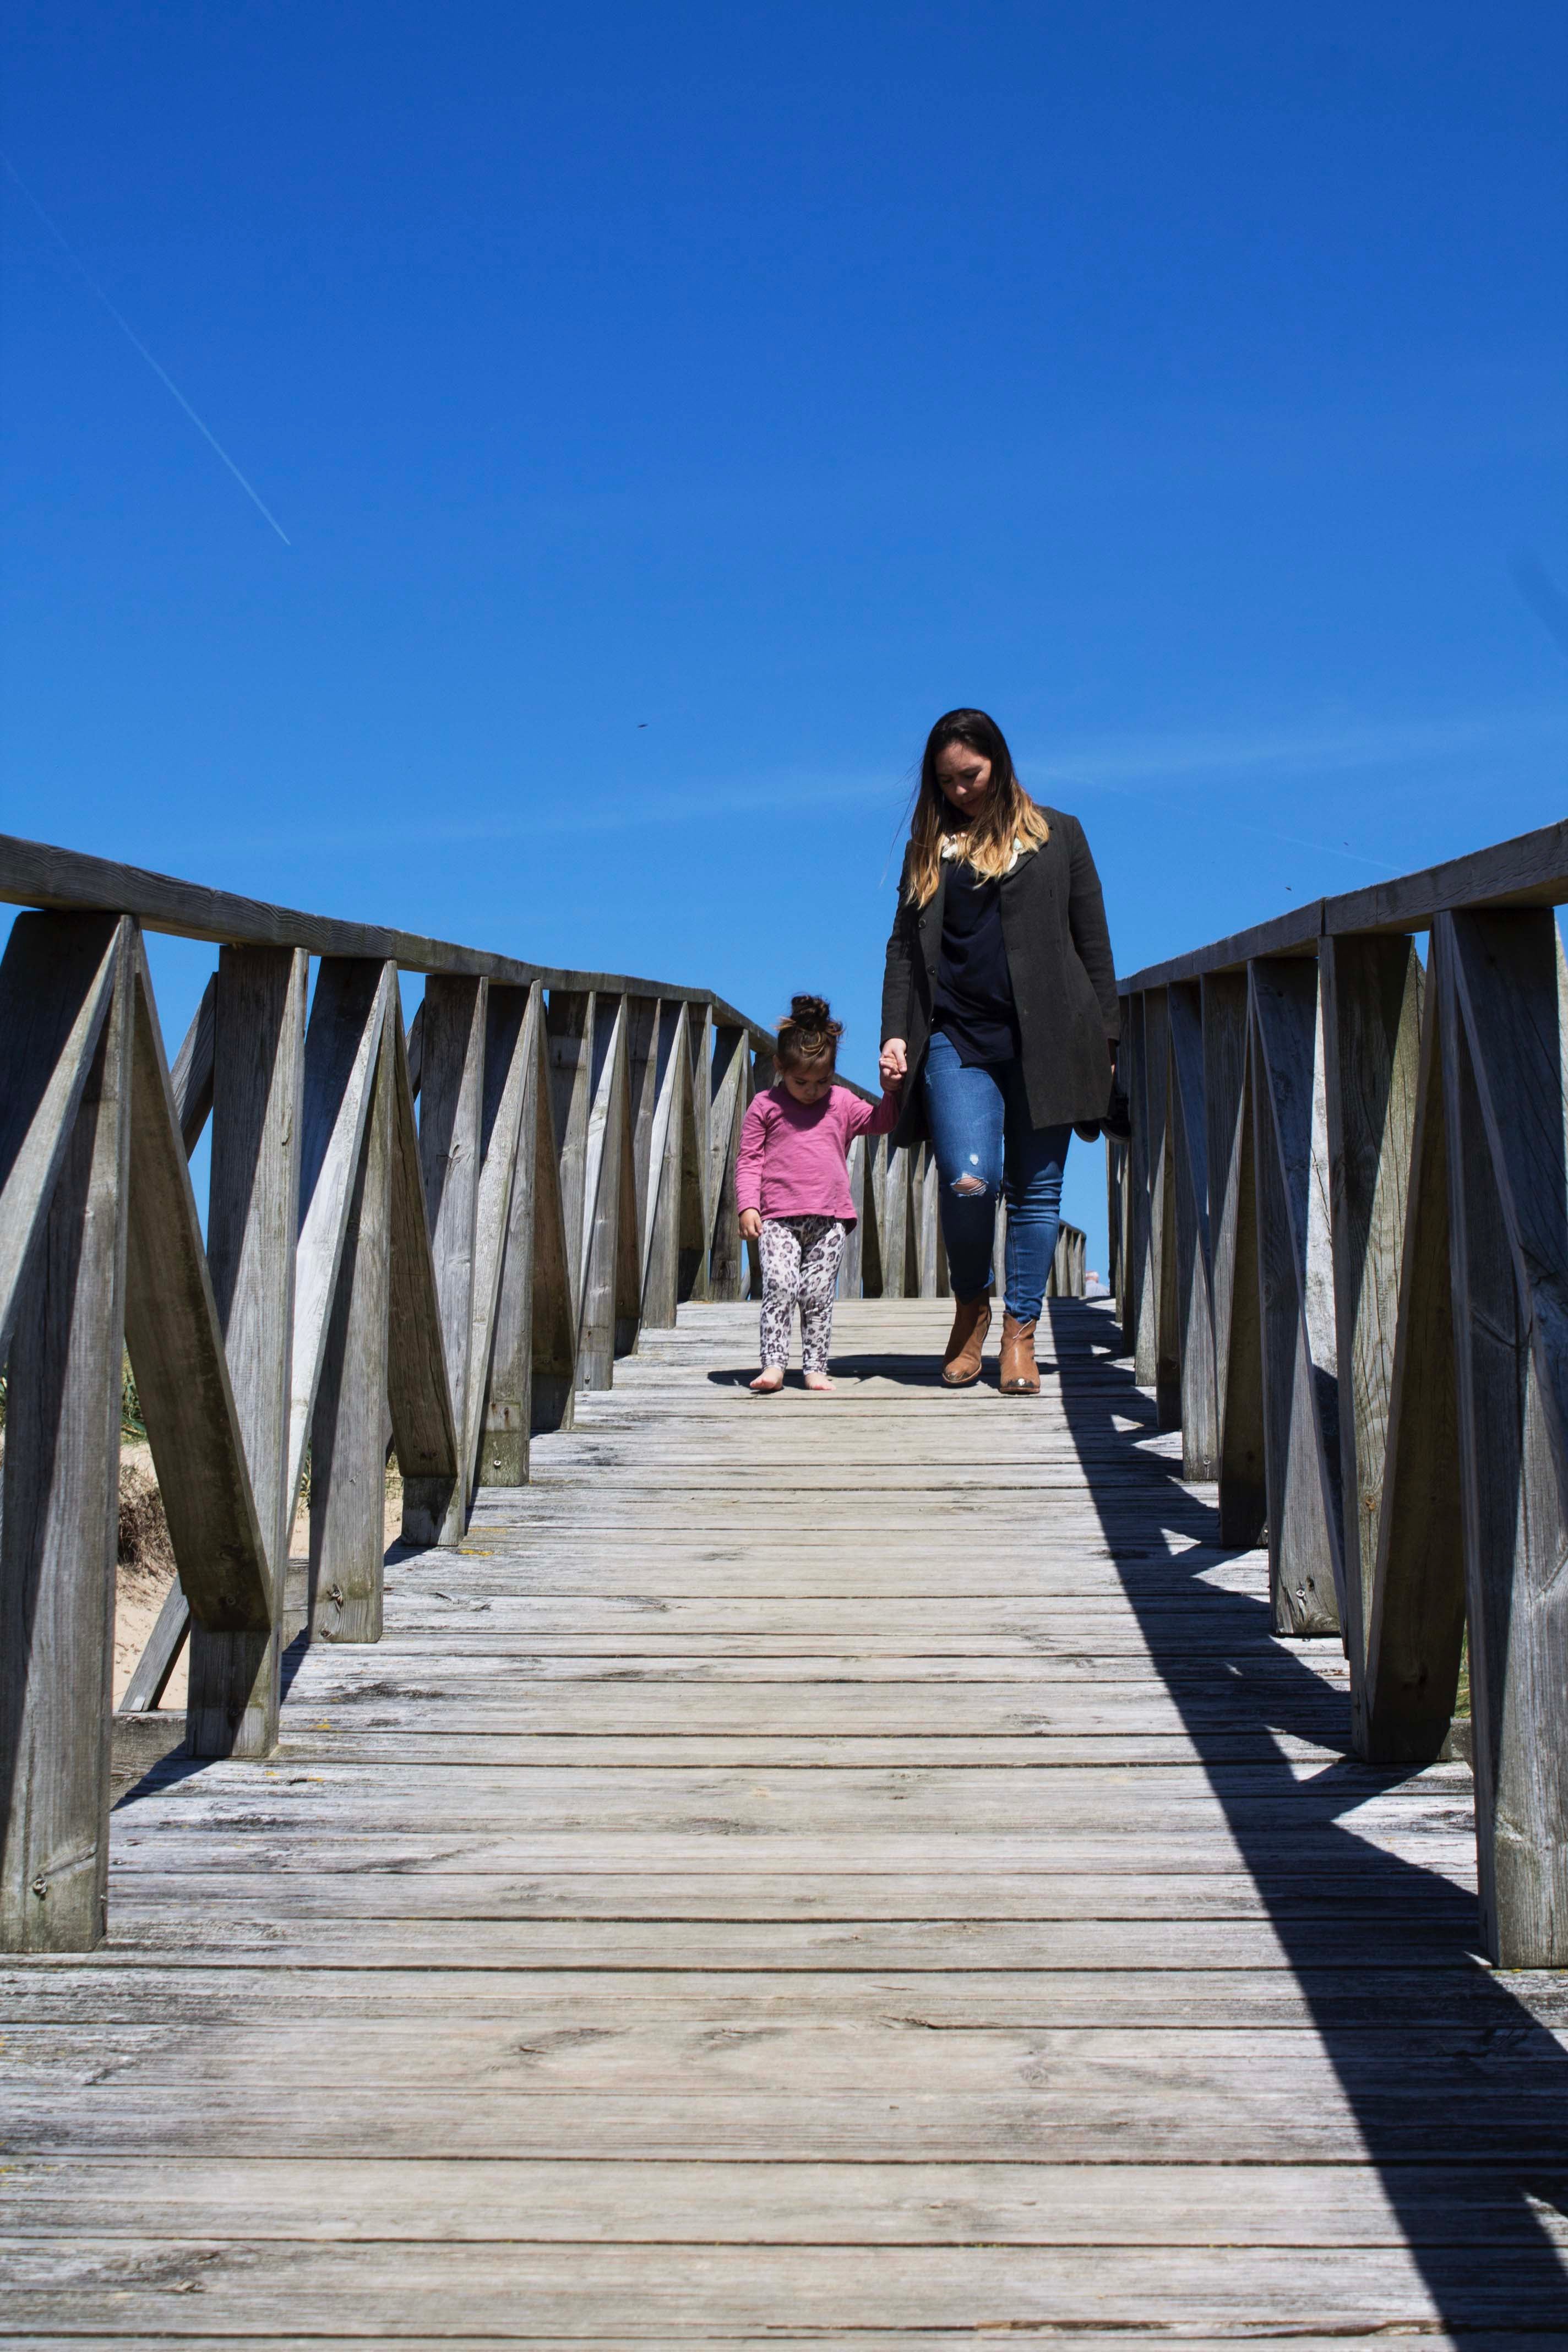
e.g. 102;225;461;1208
932;854;1019;1067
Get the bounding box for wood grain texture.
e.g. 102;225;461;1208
1248;960;1343;1637
1438;908;1568;1965
185;945;308;1761
1357;965;1464;1763
1203;973;1266;1547
0;829;774;1043
4;1293;1560;2342
308;1000;395;1644
0;919;130;1950
476;988;546;1483
1167;981;1218;1477
123;940;271;1635
1140;987;1181;1429
1124;997;1156;1385
168;973;215;1153
705;1024;749;1303
575;995;640;1387
0;911;122;1361
640;1003;703;1329
405;975;486;1546
386;1006;459;1510
460;984;531;1483
1119;816;1568;991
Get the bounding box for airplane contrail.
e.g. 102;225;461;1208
2;150;292;546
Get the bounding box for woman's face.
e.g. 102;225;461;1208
934;737;993;816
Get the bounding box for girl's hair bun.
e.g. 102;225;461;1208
776;993;843;1070
789;993;835;1028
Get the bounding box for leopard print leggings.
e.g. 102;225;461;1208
758;1215;846;1374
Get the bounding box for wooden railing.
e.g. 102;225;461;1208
0;834;1084;1953
1106;818;1568;1969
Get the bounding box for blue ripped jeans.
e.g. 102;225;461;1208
922;1028;1071;1323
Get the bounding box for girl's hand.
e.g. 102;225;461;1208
880;1037;908;1087
739;1208;763;1241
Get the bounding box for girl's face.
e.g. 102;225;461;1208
934;737;993;817
781;1061;834;1106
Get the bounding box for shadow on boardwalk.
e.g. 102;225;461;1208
1050;1294;1568;2335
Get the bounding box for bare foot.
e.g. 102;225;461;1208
803;1371;835;1392
750;1369;784;1393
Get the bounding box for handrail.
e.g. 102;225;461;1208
1117;815;1568;992
1106;814;1568;1969
0;836;1086;1954
0;831;775;1046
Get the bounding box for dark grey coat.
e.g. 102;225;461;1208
880;807;1120;1147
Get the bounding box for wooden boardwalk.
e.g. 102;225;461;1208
4;1296;1568;2345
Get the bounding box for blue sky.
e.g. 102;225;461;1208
3;1;1566;1266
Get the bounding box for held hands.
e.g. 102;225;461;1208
739;1208;763;1241
879;1037;908;1088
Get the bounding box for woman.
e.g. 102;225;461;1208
879;709;1119;1395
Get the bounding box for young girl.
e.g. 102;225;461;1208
737;995;900;1393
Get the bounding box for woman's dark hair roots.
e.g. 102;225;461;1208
776;993;842;1073
921;708;1019;802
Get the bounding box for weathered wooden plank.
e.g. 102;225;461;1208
640;1002;703;1327
624;993;661;1256
288;959;397;1512
1121;816;1568;992
0;830;775;1039
460;983;531;1483
575;994;640;1387
122;938;271;1635
705;1022;749;1302
1248;959;1343;1636
1438;908;1568;1966
1321;939;1464;1763
1319;937;1421;1717
684;1000;715;1300
385;1006;459;1515
1166;982;1218;1476
308;999;395;1643
0;911;122;1360
0;918;131;1950
186;945;308;1761
1123;996;1155;1382
7;2155;1560;2248
168;973;215;1152
546;987;593;1319
403;974;486;1545
1140;987;1181;1428
477;989;551;1480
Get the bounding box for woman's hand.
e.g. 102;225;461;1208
739;1208;763;1241
880;1037;908;1088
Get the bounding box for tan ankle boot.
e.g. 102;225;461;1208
941;1294;991;1386
999;1311;1040;1395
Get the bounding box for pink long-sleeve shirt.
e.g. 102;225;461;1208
736;1081;901;1224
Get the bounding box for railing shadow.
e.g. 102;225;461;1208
1050;1294;1568;2331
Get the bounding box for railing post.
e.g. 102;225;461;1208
640;1002;704;1328
1167;981;1219;1478
187;945;308;1757
401;976;486;1545
1202;972;1265;1547
1321;935;1463;1760
575;994;639;1385
0;913;132;1950
309;992;396;1642
1248;957;1343;1636
707;1022;749;1302
1141;988;1182;1428
1437;908;1568;1966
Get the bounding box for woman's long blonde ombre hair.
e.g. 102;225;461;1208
904;709;1050;910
